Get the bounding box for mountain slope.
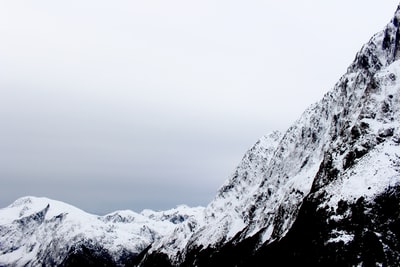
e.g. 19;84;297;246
144;131;283;262
141;4;400;266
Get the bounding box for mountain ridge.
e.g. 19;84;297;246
0;196;204;266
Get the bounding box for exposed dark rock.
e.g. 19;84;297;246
60;243;117;267
140;186;400;267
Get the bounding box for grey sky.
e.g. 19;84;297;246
0;1;398;214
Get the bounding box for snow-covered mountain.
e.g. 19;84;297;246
0;196;204;266
141;4;400;266
2;3;400;267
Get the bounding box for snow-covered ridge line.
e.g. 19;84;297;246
0;196;204;266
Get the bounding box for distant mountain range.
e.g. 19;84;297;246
1;4;400;267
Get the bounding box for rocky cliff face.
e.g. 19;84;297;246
1;4;400;267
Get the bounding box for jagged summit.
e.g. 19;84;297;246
1;4;400;267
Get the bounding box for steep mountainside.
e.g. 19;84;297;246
141;4;400;266
1;4;400;267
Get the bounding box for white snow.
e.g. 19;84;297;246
324;141;400;209
328;230;354;244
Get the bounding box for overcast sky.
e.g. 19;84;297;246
0;1;398;214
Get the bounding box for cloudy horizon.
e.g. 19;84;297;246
0;1;398;214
